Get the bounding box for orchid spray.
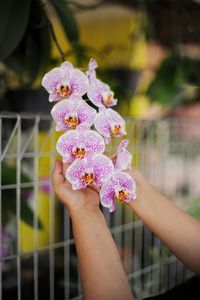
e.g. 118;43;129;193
42;59;136;212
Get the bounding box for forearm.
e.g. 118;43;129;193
129;170;200;274
70;207;134;300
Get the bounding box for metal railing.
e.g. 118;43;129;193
1;113;199;299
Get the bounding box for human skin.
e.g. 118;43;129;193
51;160;134;300
128;169;200;274
52;160;200;300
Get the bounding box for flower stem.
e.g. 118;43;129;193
40;0;66;62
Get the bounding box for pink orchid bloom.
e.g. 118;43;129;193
94;108;126;143
56;129;105;163
86;58;117;108
86;58;98;83
115;139;132;171
100;170;136;212
51;95;97;131
66;154;114;190
41;61;89;102
87;80;118;108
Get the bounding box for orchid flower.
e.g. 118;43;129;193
100;139;136;212
42;58;136;213
51;95;96;131
94;108;126;143
86;58;117;108
86;58;98;83
100;170;136;212
87;80;118;108
41;61;89;102
114;139;132;171
66;154;114;190
57;129;105;163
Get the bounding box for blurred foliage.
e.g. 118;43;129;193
187;195;200;220
0;0;80;85
147;53;200;107
2;163;43;229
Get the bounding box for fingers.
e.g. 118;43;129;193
63;162;70;177
51;160;65;190
89;183;100;194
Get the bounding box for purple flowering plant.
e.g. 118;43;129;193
42;59;136;212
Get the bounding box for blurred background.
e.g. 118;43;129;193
0;0;200;299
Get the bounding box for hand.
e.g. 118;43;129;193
51;160;100;216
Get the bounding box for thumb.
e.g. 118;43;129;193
51;160;65;188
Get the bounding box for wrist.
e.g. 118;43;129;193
68;204;103;221
127;168;155;210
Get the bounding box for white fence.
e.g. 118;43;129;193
1;113;199;299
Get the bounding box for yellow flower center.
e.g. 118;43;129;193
72;146;87;159
80;169;95;184
56;85;71;98
64;113;79;128
111;124;121;135
115;188;129;202
103;94;114;105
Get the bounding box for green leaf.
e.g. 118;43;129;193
2;190;43;230
2;163;30;186
0;0;32;60
51;0;79;44
3;0;51;84
2;164;43;229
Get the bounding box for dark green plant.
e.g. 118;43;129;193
147;53;200;107
187;195;200;220
2;163;43;229
0;0;80;85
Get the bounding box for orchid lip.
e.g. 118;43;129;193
115;187;129;202
111;123;122;135
64;112;79;127
56;82;71;98
102;91;114;106
72;143;87;159
80;168;95;184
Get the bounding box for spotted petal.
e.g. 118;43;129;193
115;139;132;171
41;61;88;102
66;154;114;190
42;67;69;101
100;170;136;212
86;58;98;83
56;129;105;163
94;108;126;143
51;96;97;131
87;80;118;108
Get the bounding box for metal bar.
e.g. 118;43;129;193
1;118;20;162
33;117;40;300
1;238;75;262
49;126;56;300
0;179;51;190
0;118;2;300
16;115;21;300
128;255;178;281
64;209;70;300
1;151;56;160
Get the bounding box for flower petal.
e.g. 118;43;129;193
113;171;136;202
100;180;116;207
51;97;96;132
115;139;132;171
94;110;111;142
56;130;79;162
65;158;88;190
83;130;105;155
70;69;89;96
93;154;114;187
